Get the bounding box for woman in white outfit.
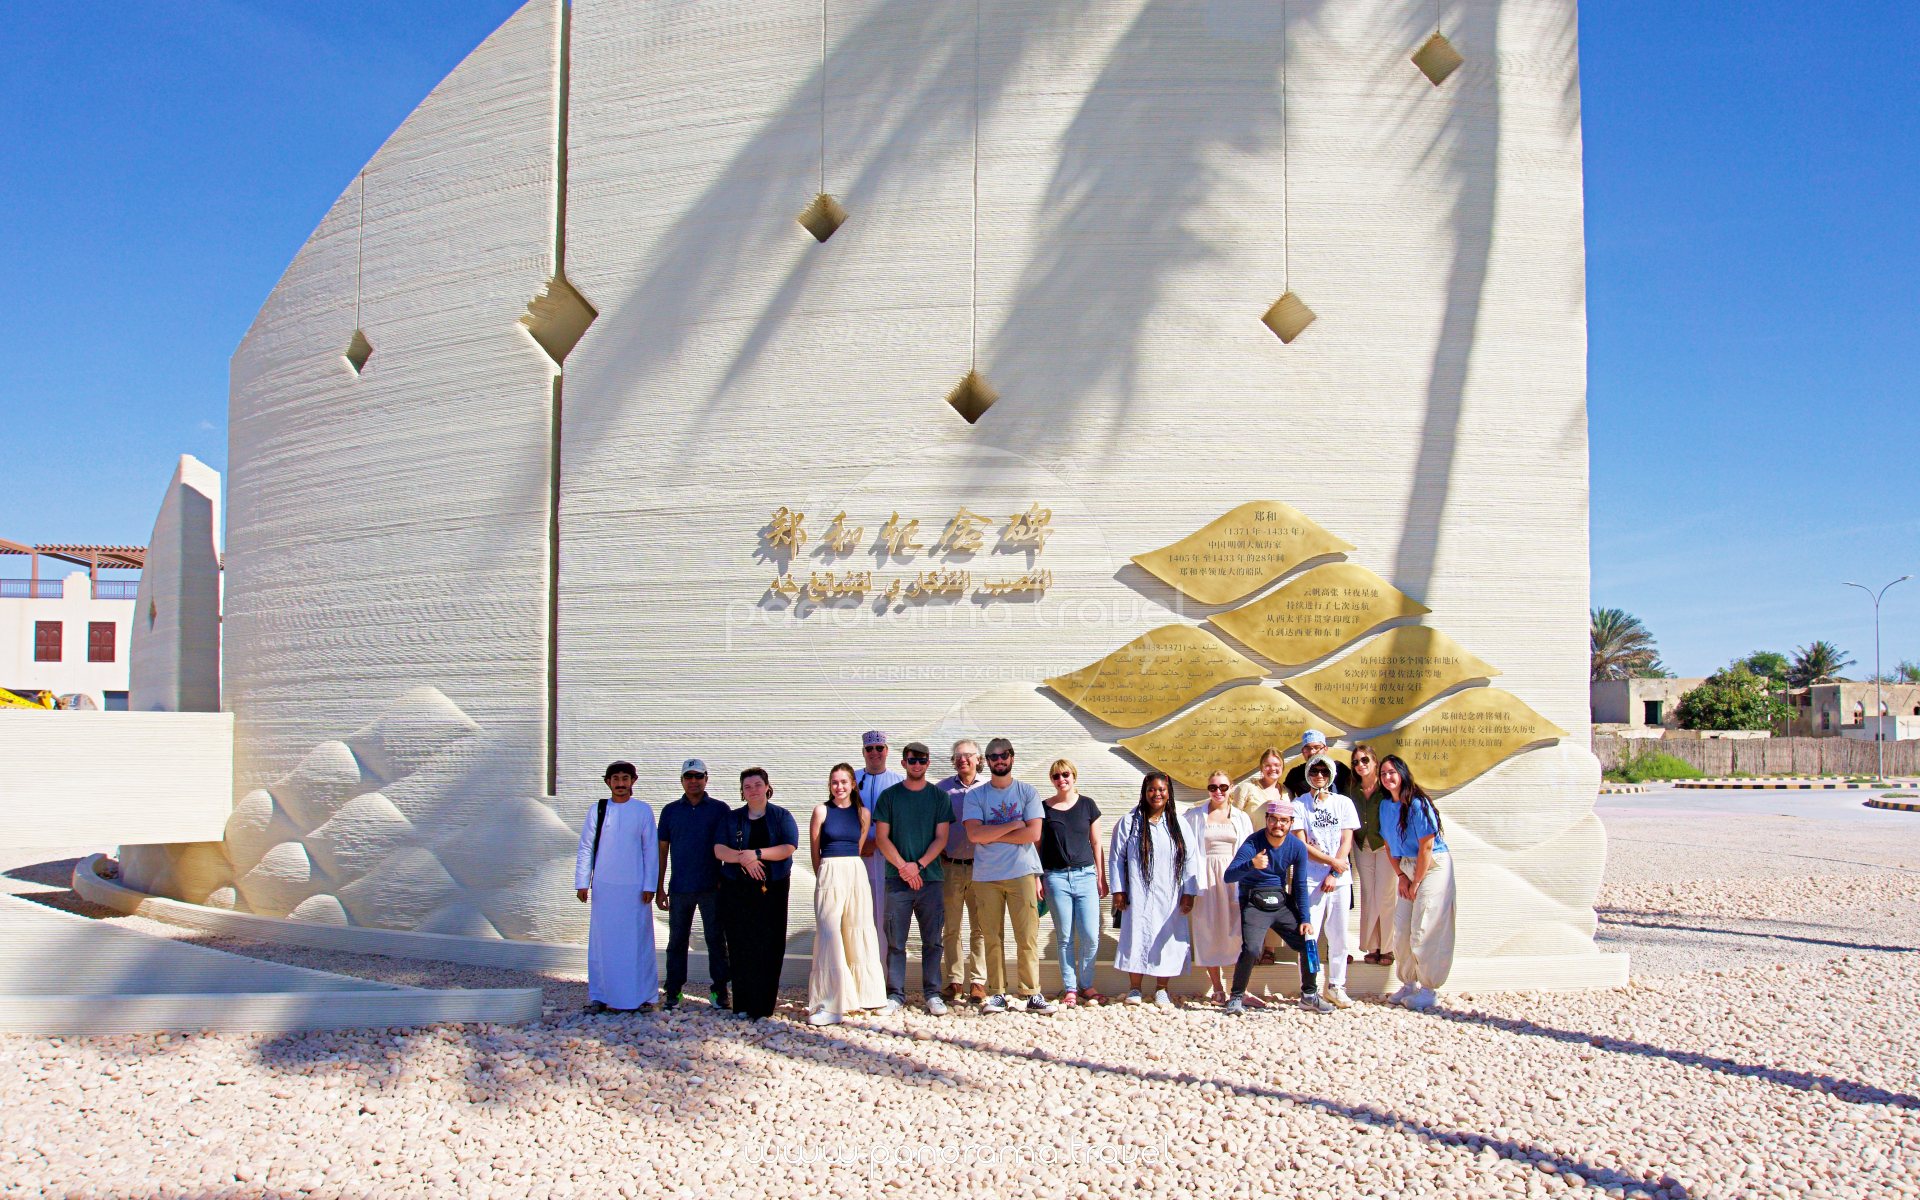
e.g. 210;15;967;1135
807;762;887;1025
1109;772;1198;1009
1377;754;1456;1011
1183;770;1253;1005
1291;755;1360;1011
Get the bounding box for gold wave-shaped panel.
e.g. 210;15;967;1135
1368;688;1567;792
1284;626;1499;730
1210;562;1430;668
1131;502;1354;606
1118;685;1339;790
1044;625;1267;729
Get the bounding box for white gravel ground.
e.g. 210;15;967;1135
4;792;1918;1199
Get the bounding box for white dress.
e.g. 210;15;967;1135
574;799;661;1009
1107;810;1199;976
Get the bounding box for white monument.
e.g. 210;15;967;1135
127;0;1620;988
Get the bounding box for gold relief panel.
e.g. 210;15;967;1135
1367;689;1568;792
1131;502;1354;606
1283;626;1499;730
1044;625;1266;729
1118;685;1338;790
1210;562;1430;668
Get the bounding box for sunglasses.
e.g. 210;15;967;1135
863;746;886;753
986;752;1013;761
903;754;929;764
1206;783;1230;792
682;772;708;780
1050;771;1073;780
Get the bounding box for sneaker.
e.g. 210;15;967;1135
1300;991;1335;1014
1153;989;1174;1011
807;1010;842;1026
1224;995;1246;1015
881;997;904;1015
661;993;682;1011
1325;986;1354;1010
1387;982;1420;1007
981;993;1009;1014
1060;990;1079;1008
1024;994;1059;1014
1406;987;1438;1011
926;994;949;1016
1123;989;1143;1006
709;987;729;1008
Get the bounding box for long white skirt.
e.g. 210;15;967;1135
588;883;659;1009
810;856;887;1015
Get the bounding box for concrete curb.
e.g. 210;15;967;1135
1673;780;1870;791
1865;798;1920;813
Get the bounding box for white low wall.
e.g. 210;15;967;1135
0;712;233;849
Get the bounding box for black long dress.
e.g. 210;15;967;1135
721;811;790;1018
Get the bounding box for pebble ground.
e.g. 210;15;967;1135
3;788;1916;1199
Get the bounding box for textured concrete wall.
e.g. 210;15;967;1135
0;713;232;850
130;455;223;714
176;0;1613;985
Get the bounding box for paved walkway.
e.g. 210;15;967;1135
0;848;540;1034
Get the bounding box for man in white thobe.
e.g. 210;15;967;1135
575;759;660;1012
856;730;904;955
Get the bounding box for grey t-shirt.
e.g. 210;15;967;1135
961;779;1043;882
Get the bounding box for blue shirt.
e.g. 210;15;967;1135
962;779;1043;882
1378;795;1449;859
1223;831;1313;925
855;768;904;843
718;803;800;882
656;793;730;893
818;801;864;858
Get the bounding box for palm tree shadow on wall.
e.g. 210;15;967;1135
566;0;1520;609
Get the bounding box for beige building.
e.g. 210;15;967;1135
1795;681;1920;737
1590;677;1706;732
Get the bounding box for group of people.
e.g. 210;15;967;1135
571;728;1457;1023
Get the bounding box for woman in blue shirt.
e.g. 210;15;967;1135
1376;754;1455;1011
806;763;887;1025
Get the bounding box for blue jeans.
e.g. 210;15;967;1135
1043;865;1100;993
884;876;946;1000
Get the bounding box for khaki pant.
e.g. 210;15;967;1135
1394;852;1456;990
1354;845;1397;956
941;859;988;990
972;874;1043;998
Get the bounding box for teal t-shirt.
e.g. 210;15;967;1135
873;780;950;881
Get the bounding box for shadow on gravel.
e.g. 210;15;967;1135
859;1025;1686;1197
1429;1009;1920;1111
1598;910;1920;955
247;998;965;1114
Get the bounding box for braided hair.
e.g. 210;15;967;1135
1133;771;1187;886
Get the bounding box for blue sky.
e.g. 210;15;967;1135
4;1;1915;677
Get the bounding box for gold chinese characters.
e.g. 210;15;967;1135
1131;501;1353;606
1211;562;1430;668
1118;685;1336;789
1282;626;1498;730
1367;689;1568;791
1046;625;1266;729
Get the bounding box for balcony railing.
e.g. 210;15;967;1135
0;579;141;600
0;580;64;599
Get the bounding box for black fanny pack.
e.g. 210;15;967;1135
1247;887;1285;912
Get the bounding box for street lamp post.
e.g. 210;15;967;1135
1843;575;1911;784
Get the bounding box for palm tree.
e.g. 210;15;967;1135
1788;640;1855;687
1591;608;1665;681
1897;660;1920;685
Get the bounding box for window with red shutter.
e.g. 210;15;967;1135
34;621;62;663
88;622;116;663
